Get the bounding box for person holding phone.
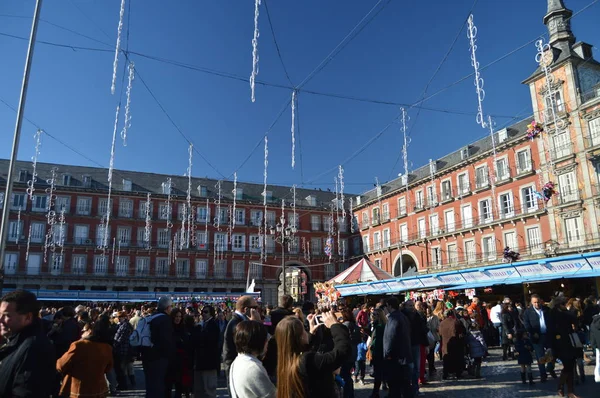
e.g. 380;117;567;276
276;310;351;398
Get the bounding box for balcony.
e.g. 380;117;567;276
495;168;512;185
371;214;381;226
550;143;574;161
475;178;489;191
413;202;425;213
360;220;369;230
516;161;534;177
382;212;390;223
397;206;407;218
440;189;453;203
557;188;582;206
426;197;438;208
585;133;600;152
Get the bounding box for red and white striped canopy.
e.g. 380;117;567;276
328;258;393;284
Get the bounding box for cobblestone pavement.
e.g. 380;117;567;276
117;348;598;397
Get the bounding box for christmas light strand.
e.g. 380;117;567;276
26;129;42;200
250;0;261;102
291;90;296;168
261;137;268;262
121;61;135;145
43;168;58;263
144;193;152;249
214;180;222;230
111;0;125;95
185;143;193;248
101;105;120;254
292;185;297;230
338;165;345;218
16;209;21;245
232;172;238;231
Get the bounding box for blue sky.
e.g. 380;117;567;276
0;0;598;194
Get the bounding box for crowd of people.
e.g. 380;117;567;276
0;289;599;398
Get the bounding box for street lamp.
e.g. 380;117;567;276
269;212;297;296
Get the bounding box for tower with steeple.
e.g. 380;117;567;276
523;0;600;256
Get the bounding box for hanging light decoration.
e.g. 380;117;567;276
250;0;261;102
121;61;135;145
111;0;126;95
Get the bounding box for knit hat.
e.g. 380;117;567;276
445;302;454;309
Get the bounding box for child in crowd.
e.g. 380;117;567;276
514;330;535;385
354;334;369;385
467;323;487;378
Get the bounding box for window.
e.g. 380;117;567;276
51;224;67;245
447;243;458;265
8;221;23;241
156;258;168;277
288;212;299;230
496;158;510;181
215;233;228;251
74;225;89;244
398;197;407;216
250;235;261;252
76;197;91;215
441;180;452;201
235;209;245;225
233;260;245;279
32;195;47;212
250;210;263;226
499;193;514;218
546;90;565;114
266;211;275;226
31;222;45;243
461;204;473;228
418;218;426;238
337;216;347;232
18;170;28;182
122;179;132;192
497;128;508;143
362;235;369;252
11;193;25;210
465;240;476;264
373;232;381;250
552;132;571;159
382;203;389;221
340;238;348;256
72;255;86;275
565;217;584;247
479;199;492;223
62;175;71;186
26;254;41;275
504;231;517;251
361;212;369;228
558;172;578;202
382;229;390;248
527;227;542;254
457;173;469;194
161;180;172;195
157;229;170;248
431;247;442;267
482;236;496;261
198;185;208;197
0;192;3;209
475;166;489;189
306;195;317;206
4;253;18;275
98;198;112;216
288;236;300;254
415;190;424;209
197;206;210;223
176;259;189;277
214;260;227;278
265;235;274;254
311;215;321;231
311;237;322;255
461;147;470;160
426;185;437;207
589;117;600;146
136;258;150;276
117;227;131;246
195;260;208;279
444;210;455;232
264;191;273;202
116;256;129;276
521;186;538;213
178;203;187;221
158;203;171;220
94;256;107;275
430;214;439;235
232;234;245;251
82;175;92;188
196;231;208;250
51;253;63;275
372;208;380;225
325;263;336;279
516;150;532;173
399;224;408;243
118;199;133;218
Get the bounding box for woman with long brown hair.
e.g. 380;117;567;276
276;310;351;398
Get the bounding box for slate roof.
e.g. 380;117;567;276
356;117;533;205
0;159;353;210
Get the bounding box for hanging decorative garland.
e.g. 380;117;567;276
250;0;261;102
526;120;543;140
111;0;126;95
121;61;135;146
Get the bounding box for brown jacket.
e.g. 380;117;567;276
56;339;113;398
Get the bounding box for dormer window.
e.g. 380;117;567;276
376;185;382;197
236;188;243;200
62;174;71;186
122;179;132;192
306;195;317;207
263;191;273;202
461;147;470;160
82;175;92;188
198;185;207;197
18;170;28;182
429;159;437;174
356;196;361;206
497;128;508;143
161;180;172;195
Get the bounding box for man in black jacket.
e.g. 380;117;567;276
0;290;55;397
403;299;429;395
193;305;220;398
141;296;175;398
523;294;556;381
268;294;294;335
383;297;412;398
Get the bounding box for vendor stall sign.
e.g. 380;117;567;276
465;289;476;299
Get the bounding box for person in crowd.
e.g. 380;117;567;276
56;317;114;397
166;308;192;398
490;301;503;347
340;307;361;397
514;330;535;385
113;310;134;390
49;306;81;359
354;333;368;385
223;295;261;387
193;305;221;398
229;320;275;398
269;295;294;335
426;304;441;375
301;301;316;332
467;297;484;329
439;309;467;380
589;310;600;383
383;297;412;397
467;322;486;379
141;297;175;398
356;304;369;330
0;290;55;397
77;311;91;331
276;310;351;398
415;301;430;386
583;297;599;334
293;307;305;325
369;308;387;398
550;296;579;398
403;299;429;395
523;294;556;382
568;299;587;383
501;303;516;361
130;310;142;330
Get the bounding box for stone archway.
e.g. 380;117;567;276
276;262;312;302
393;251;419;277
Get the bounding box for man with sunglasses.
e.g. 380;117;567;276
192;306;220;398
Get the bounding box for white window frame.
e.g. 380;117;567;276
362;235;369;252
503;230;518;251
117;226;131;246
526;226;543;254
94;255;108;275
116;256;129;276
399;223;408;243
565;217;584;248
417;217;426;239
30;222;46;243
516;149;532;174
136;257;150;277
235;208;245;225
232;260;245;279
311;215;321;231
415;190;424;209
444;209;455;232
461;204;473;229
74;224;89;245
72;255;86;275
520;185;538;213
11;193;25;210
32;195;47;212
249;235;261;253
447;243;458;265
457;172;470;194
429;213;439;235
156;258;169;277
118;199;133;218
479;198;493;224
465;239;476;264
441;179;452;201
382;203;389;221
76;197;91;215
398;197;407;217
232;234;246;252
176;259;189;278
98;198;112;217
589;117;600;146
475;165;489;189
498;191;514;219
431;246;442;268
373;231;381;250
382;228;390;248
482;235;496;261
558;171;578;202
495;156;510;182
195;259;208;279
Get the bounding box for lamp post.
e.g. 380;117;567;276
269;211;297;296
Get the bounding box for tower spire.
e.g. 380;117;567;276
544;0;575;49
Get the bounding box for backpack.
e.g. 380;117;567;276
130;313;165;347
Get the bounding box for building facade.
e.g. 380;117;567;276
353;0;600;278
0;161;353;305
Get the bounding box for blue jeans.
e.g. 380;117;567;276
143;358;169;398
410;345;420;394
532;334;554;378
493;322;502;346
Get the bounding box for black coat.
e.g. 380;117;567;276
523;306;553;344
383;310;412;362
140;312;175;362
402;309;429;347
193;318;221;371
222;313;245;369
299;324;351;398
48;317;80;359
501;312;516;345
269;307;294;335
589;314;600;351
0;319;56;397
550;307;577;362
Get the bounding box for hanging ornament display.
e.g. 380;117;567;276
58;209;66;257
25;224;32;261
214;180;222;230
164;177;173;229
250;0;261;102
291;90;297;168
121;61;135;146
144;193;152;249
291;185;297;230
184;144;193;249
26;129;42;200
101;105;120;255
349;197;355;233
232;172;238;231
43;168;58;263
111;0;126;95
338;165;345;218
204;198;209;250
526;120;543;140
16;209;22;245
261;137;268;262
538;181;557;202
503;246;520;263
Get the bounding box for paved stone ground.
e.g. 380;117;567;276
115;348;598;397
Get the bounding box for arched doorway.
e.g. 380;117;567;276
277;262;312;302
393;252;419;277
